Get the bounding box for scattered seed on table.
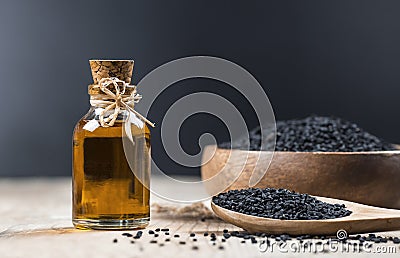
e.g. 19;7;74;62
179;241;186;245
161;228;169;232
212;243;216;246
241;240;246;244
148;230;155;234
113;239;118;243
200;218;206;222
190;233;195;237
192;246;199;250
155;228;161;232
134;231;143;239
159;243;165;247
122;233;133;237
130;240;135;244
218;246;224;250
204;232;209;236
223;229;228;233
154;234;159;237
165;239;171;242
221;239;226;242
223;233;231;239
174;234;180;238
150;240;157;244
193;239;197;242
280;234;291;241
165;232;170;235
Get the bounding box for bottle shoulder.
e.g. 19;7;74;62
73;108;151;139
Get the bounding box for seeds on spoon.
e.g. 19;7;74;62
212;188;352;220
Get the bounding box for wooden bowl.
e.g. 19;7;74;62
201;145;400;209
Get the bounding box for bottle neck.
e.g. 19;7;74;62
85;107;129;123
85;79;154;128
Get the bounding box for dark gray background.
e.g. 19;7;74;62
1;0;399;177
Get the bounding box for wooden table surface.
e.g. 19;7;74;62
0;177;399;258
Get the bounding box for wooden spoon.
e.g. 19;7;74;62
211;196;400;235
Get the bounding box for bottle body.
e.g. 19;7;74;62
72;108;150;229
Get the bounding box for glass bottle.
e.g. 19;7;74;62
72;60;151;230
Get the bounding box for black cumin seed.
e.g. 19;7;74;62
212;187;352;220
219;116;395;152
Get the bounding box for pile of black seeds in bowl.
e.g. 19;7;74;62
219;116;395;152
212;188;352;220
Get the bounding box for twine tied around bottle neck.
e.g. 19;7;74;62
89;77;155;128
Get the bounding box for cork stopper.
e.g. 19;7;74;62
89;60;134;84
